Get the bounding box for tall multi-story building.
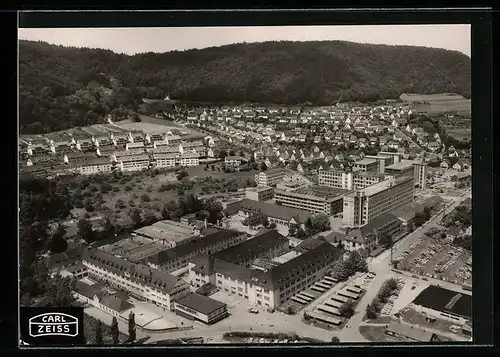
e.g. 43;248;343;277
342;176;414;227
318;169;385;190
254;168;288;187
413;161;428;189
82;247;190;311
384;159;428;189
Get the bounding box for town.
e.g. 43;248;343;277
19;97;472;345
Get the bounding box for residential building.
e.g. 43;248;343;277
274;185;347;215
116;154;150;171
173;293;228;325
82;247;190;311
79;158;113;175
245;186;274;201
342;176;414;227
225;156;244;167
213;230;289;268
254;168;288;187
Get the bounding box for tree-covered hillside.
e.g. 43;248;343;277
19;40;471;134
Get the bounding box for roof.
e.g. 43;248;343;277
236;199;312;225
100;294;134;313
413;285;472;319
148;229;244;265
269;242;341;287
392;204;417;222
133;220;193;242
195;282;218;296
386;321;435;342
214;258;273;289
354;158;377;166
213;230;288;265
83;247;183;294
348;175;413;197
385;160;414;171
359;213;401;237
175;293;226;315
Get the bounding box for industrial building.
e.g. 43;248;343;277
385;160;428;189
342;176;414;227
245;186;274;201
82;247;190;311
318;168;385;190
213;230;289;268
352;158;379;173
132;220;195;248
146;229;247;273
274;185;347;215
173;293;228;325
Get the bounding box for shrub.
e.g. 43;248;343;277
124;185;132;192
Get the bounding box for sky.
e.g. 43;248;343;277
18;25;471;57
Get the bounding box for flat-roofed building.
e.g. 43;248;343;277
319;169;384;190
147;229;247;273
254;168;288;187
274;185;348;215
363;155;395;174
174;293;228;325
213;230;289;268
384;160;415;178
352;158;378;173
178;152;200;167
378;151;402;164
153;153;177;168
245;186;274;201
343;176;414;227
82;247;190;311
225;156;244;167
132;220;194;248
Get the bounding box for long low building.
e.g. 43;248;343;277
132;220;195;248
147;229;247;273
227;199;312;229
213;230;289;268
82;247;190;311
173;293;228;325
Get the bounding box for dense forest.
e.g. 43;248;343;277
20;40;471;134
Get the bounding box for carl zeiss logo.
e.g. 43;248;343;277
20;307;85;345
29;313;78;337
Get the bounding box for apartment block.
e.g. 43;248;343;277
274;185;347;215
254;168;288;187
318;169;384;190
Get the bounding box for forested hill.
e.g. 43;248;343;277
19;40;471;134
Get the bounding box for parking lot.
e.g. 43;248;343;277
394;236;472;286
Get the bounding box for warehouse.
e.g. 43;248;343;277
412;285;472;325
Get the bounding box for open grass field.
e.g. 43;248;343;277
446;128;471;141
400;93;471;116
114;115;206;139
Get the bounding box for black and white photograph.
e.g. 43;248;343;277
18;16;480;347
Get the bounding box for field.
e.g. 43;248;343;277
400;93;471;116
115;115;206;139
446;128;471;141
68;171;181;228
394;236;472;286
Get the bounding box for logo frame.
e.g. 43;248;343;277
28;312;79;338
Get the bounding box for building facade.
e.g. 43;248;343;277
318;169;384;190
342;176;414;227
254;168;288;187
245;186;274;201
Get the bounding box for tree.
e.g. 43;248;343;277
77;218;94;243
330;259;352;281
129;208;143;228
378;233;393;249
331;336;340;343
219;150;228;159
176;170;189;181
288;225;297;237
102;216;115;235
161;206;171;220
339;299;355;318
95;319;103;345
309;213;331;232
365;303;378;319
407;221;414;233
346;250;368;273
47;224;68;253
414;212;427;227
269;222;277;229
296;228;307;239
128;311;136;342
423;206;432;220
260;162;268;171
229;150;236;156
111;317;119;344
142;212;157;226
140;193;151;202
263;216;270;227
